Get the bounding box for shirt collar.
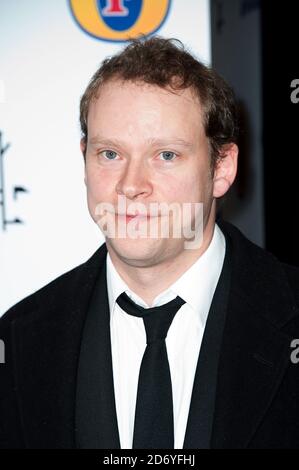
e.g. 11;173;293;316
106;223;226;327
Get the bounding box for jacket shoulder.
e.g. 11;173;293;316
218;219;299;315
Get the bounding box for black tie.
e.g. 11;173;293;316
116;292;186;449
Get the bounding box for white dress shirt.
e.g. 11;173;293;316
106;224;226;449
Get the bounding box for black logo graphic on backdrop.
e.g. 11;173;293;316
0;131;28;231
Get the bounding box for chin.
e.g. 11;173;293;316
106;237;169;267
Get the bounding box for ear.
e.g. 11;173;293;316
80;138;86;157
213;143;238;198
80;138;87;185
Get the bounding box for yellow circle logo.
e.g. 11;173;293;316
69;0;171;42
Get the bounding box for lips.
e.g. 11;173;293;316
117;212;157;218
125;214;153;222
115;213;158;224
125;214;138;222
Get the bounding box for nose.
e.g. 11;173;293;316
115;159;153;200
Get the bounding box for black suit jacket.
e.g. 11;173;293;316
1;221;299;449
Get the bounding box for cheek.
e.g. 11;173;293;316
173;176;212;206
86;167;114;201
159;171;204;203
86;169;114;223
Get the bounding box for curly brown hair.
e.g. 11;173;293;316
80;37;239;169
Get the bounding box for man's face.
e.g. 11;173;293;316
84;79;217;267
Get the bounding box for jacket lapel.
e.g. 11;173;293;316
183;231;233;449
211;221;298;448
11;244;110;448
75;258;121;448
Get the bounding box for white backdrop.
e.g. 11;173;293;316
0;0;211;314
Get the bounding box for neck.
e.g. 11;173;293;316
107;216;216;306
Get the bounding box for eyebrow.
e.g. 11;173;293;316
88;135;194;149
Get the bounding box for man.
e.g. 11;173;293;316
0;37;299;449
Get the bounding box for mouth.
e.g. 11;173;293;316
118;214;157;224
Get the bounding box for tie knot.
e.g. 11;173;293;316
116;292;186;344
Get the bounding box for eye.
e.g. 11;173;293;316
101;150;118;160
159;151;177;161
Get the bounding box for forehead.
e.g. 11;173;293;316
87;80;205;142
